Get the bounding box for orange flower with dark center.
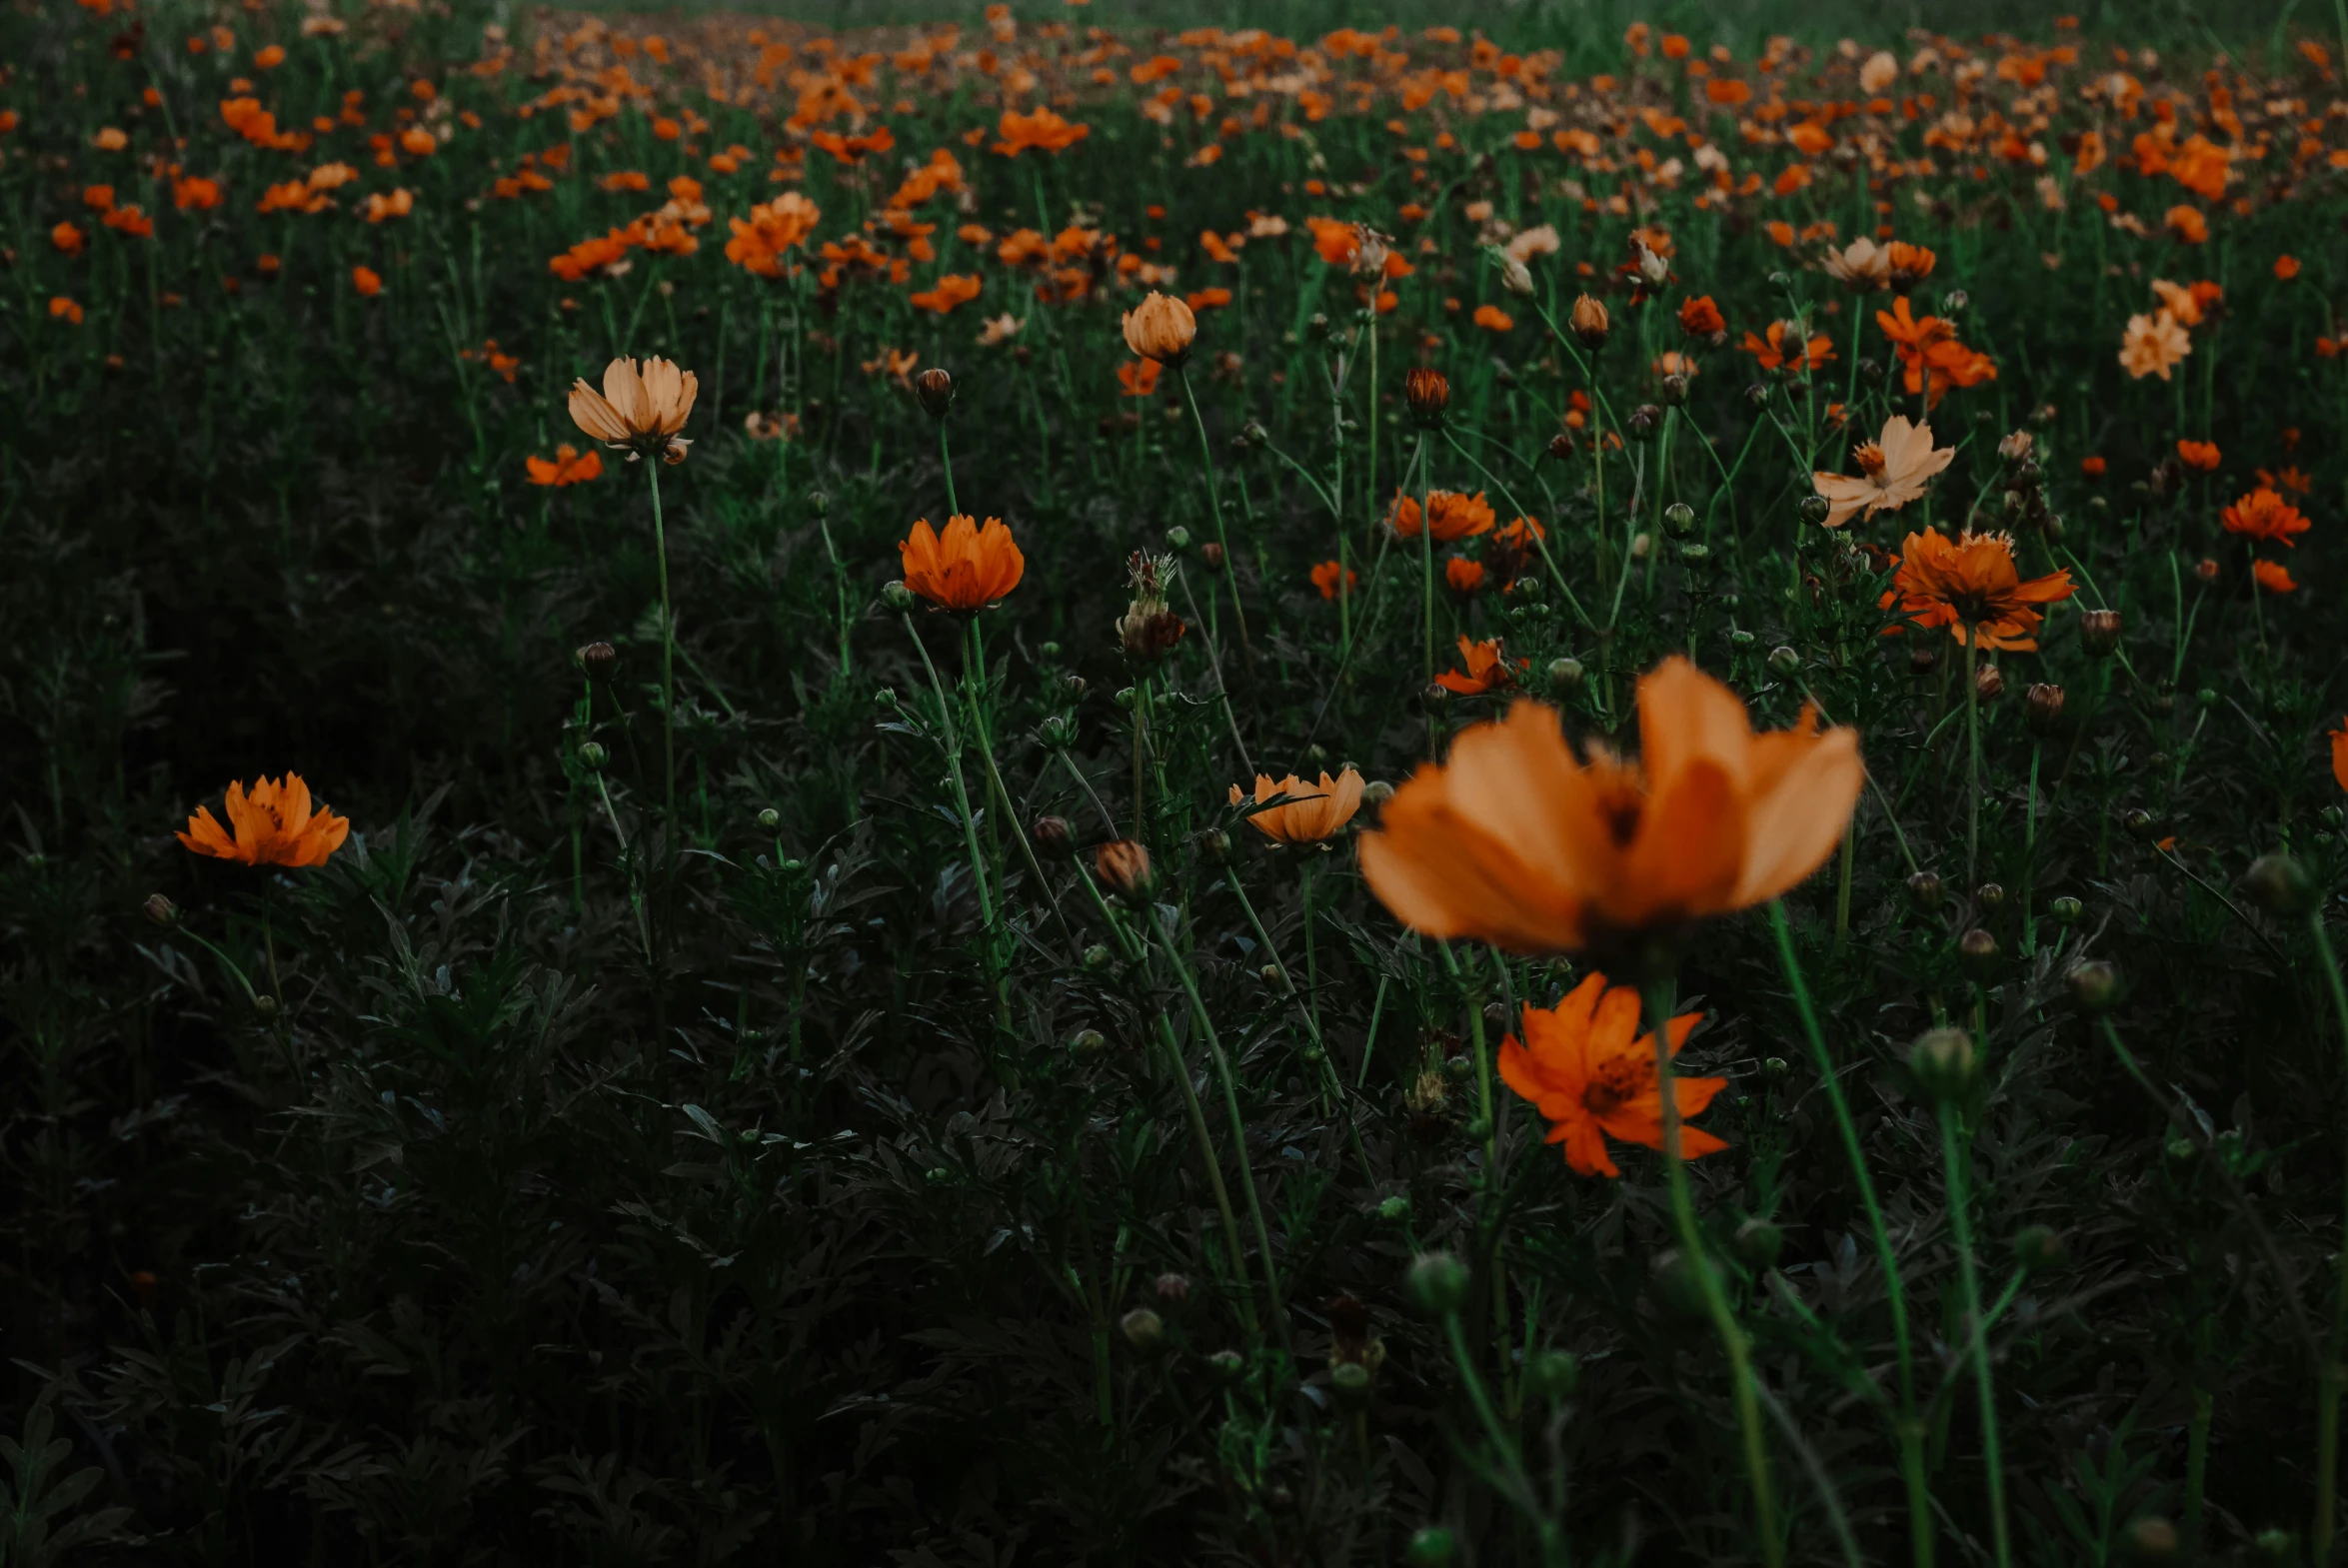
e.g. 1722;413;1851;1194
1435;636;1521;694
1885;241;1936;288
178;775;350;867
2222;488;2310;547
900;515;1024;612
2176;439;2220;472
525;444;603;487
1498;972;1724;1177
994;106;1089;156
1884;528;2075;651
1229;769;1364;844
1357;658;1862;963
1389;490;1495;542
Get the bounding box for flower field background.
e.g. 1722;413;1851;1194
9;0;2348;1561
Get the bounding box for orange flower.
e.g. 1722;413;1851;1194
1123;291;1196;365
899;515;1025;611
1444;557;1487;595
2252;559;2299;594
1435;636;1522;695
172;175;222;210
525;444;604;487
1677;295;1724;336
50;221;85;255
1472;303;1514;333
49;296;85;325
1884;528;2076;651
1117;359;1163;397
569;356;697;464
2164;205;2209;244
2277;255;2303;281
724;193;821;278
1309;560;1358;601
1229;769;1364;844
2120;311;2191;380
1885;241;1937;287
2081;456;2107;477
1498;972;1724;1177
1812;415;1952;528
178;775;351;867
351;264;382;296
2331;718;2348;792
1739;320;1833;374
994;106;1089;156
910;273;983;314
1389;490;1495;542
2222;487;2311;547
2176;439;2221;472
1357;659;1863;959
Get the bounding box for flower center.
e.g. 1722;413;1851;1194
1582;1053;1650;1117
1854;442;1886;480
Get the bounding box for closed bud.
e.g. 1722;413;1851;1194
252;993;280;1020
143;892;179;927
1909;1025;1977;1098
1766;646;1801;678
1975;882;2005;910
1122;290;1197;366
1422;681;1450;709
1679;542;1709;566
883;580;917;612
1570;293;1610;348
1734;1217;1783;1269
1906;869;1943;909
1403;1252;1471;1317
756;807;781;830
1660;371;1690;405
1361;780;1396;807
1120;1307;1166;1352
577;741;608;771
2049;894;2083;925
1062;674;1091;702
1082;942;1115;969
913;366;955;419
1404;366;1449;429
2243;852;2314;916
1546;432;1575;461
2013;1223;2065;1273
1524;1348;1579;1400
2069;959;2121;1012
1745;381;1772;409
1628;532;1651;560
1974;663;2004;703
2080;608;2122;657
1036;714;1077;748
2124;808;2159;840
1547;657;1585;699
1095;839;1156;904
805;488;831;516
1032;814;1076;858
574;641;618;676
1798;493;1832;525
2025;683;2065;734
1194;827;1231;865
1958;926;2001;981
1200;541;1224;572
1405;1526;1459;1568
1908;643;1940;675
1329;1359;1373;1401
1625;403;1662;441
2123;1517;2178;1564
1155;1271;1191;1303
1070;1028;1108;1057
1663;501;1696;536
1165;525;1190;551
1762;1055;1790;1080
1205;1348;1244;1382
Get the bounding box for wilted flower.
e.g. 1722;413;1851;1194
1117;552;1186;661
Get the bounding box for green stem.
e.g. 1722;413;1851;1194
648;462;677;830
1937;1098;2012;1568
1963;624;1981;888
1179;365;1248;656
2308;908;2348;1563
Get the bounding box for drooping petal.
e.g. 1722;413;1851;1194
569;381;631;444
1728;726;1864;907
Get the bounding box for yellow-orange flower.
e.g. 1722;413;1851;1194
1229;769;1364;844
1310;560;1358;601
2120;311;2191;380
1812;415;1952;528
1498;972;1724;1177
2222;488;2310;547
1884;528;2075;651
1357;659;1862;960
569;356;697;465
178;775;350;867
994;106;1089;156
899;515;1025;611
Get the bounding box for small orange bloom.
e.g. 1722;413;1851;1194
1677;295;1725;336
994;106;1090;156
2252;559;2299;594
1117;359;1163;398
2081;456;2107;477
1884;528;2075;651
2222;487;2311;547
1739;320;1833;374
1390;490;1496;542
899;516;1025;612
49;296;85;325
1309;560;1358;601
2277;255;2303;281
1472;303;1514;333
525;444;604;487
1445;557;1487;595
910;273;983;314
178;775;351;867
2176;439;2220;472
1358;659;1863;958
2164;205;2209;244
50;221;85;255
2330;719;2348;792
1498;972;1723;1177
172;176;223;210
1229;769;1364;845
1435;636;1522;695
351;265;382;296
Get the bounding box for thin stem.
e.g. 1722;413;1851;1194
648;462;677;829
1178;365;1248;657
2308;908;2348;1563
1938;1099;2012;1568
1964;623;1981;889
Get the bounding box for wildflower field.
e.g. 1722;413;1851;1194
14;0;2348;1560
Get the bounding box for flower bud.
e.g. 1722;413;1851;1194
1660;371;1690;406
1745;381;1772;409
143;892;179;927
1199;541;1224;573
2025;683;2065;735
574;641;618;677
2243;852;2314;916
1361;780;1395;807
2068;959;2121;1012
252;993;279;1020
2080;608;2122;657
2049;894;2083;925
1628;532;1651;561
2123;807;2159;840
1906;869;1943;909
1165;525;1191;551
1403;1252;1471;1317
577;741;608;771
1974;663;2004;704
1032;814;1076;858
1625;403;1662;441
2013;1223;2065;1274
1545;432;1575;462
1733;1217;1783;1268
1096;839;1155;904
1678;542;1709;566
1404;366;1449;429
1663;501;1696;536
1329;1359;1373;1402
1069;1028;1107;1057
1975;882;2005;910
1194;826;1231;865
1156;1271;1191;1303
805;488;831;516
883;580;917;612
1062;674;1090;702
1798;493;1832;525
1205;1348;1243;1382
1766;646;1800;678
1120;1307;1166;1352
1122;290;1196;366
756;807;781;830
1908;644;1939;675
1957;926;2001;981
1569;293;1610;348
1546;657;1585;699
913;366;956;419
1405;1526;1459;1568
1523;1348;1579;1401
1909;1025;1977;1099
2123;1517;2178;1564
1036;715;1077;748
1082;942;1114;969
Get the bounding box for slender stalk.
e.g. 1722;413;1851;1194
1938;1098;2012;1568
902;615;1005;1025
1642;975;1782;1568
939;418;960;517
647;462;677;829
1178;366;1248;656
1767;902;1933;1568
1963;622;1981;888
2308;908;2348;1562
1416;433;1435;697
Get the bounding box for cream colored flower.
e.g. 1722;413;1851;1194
2118;311;2191;381
1821;237;1891;291
1812;414;1953;528
569;356;697;464
1859;50;1899;93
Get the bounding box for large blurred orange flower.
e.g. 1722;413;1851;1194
1498;972;1723;1177
1358;659;1862;960
1230;769;1364;844
900;515;1024;611
1884;528;2075;651
178;775;350;867
570;356;696;464
1812;414;1952;528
